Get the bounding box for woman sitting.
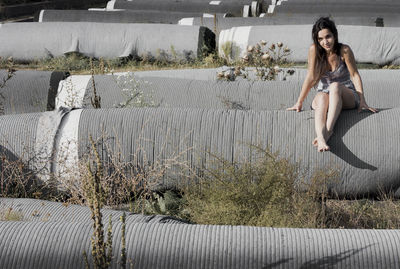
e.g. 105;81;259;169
288;17;377;152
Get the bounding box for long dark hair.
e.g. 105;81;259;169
312;17;342;83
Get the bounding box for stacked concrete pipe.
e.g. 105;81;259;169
0;70;69;115
0;1;53;20
36;9;225;24
218;24;400;64
0;22;215;62
106;0;262;17
55;73;400;111
273;0;400;15
0;198;186;224
2;106;400;197
1;218;400;268
178;15;392;34
267;0;400;26
128;67;400;82
0;0;108;20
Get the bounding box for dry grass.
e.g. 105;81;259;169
0;52;295;75
183;146;336;228
2;138;400;229
0;207;24;221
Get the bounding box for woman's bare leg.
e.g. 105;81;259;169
312;92;330;152
326;82;356;134
312;83;356;152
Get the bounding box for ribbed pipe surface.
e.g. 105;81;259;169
128;67;400;82
0;22;215;62
0;70;68;115
108;0;259;17
36;9;216;24
0;113;41;164
269;3;400;26
0;198;186;224
57;73;400;111
0;109;70;185
219;25;400;64
276;0;399;5
273;2;400;14
179;15;394;33
75;107;400;196
1;220;400;268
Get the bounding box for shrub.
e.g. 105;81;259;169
183;146;337;228
217;41;295;81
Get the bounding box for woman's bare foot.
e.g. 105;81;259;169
312;130;333;147
316;137;330;152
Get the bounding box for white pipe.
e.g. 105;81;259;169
209;1;221;5
38;10;44;22
55;75;91;109
54;109;83;184
178;18;194;25
219;26;252;60
106;0;116;10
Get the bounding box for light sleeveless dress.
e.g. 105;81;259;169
316;57;360;108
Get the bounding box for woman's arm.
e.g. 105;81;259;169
342;45;377;113
287;44;318;112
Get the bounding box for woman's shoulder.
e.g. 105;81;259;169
308;44;317;56
339;44;352;55
309;43;317;51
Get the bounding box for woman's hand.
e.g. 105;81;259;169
358;100;377;113
287;102;303;112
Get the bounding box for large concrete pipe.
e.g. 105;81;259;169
106;0;262;17
0;112;42;165
0;198;186;224
36;9;224;24
55;73;400;111
0;0;107;20
1;220;400;268
52;0;108;9
274;1;400;14
179;15;395;34
1;107;400;196
0;70;68;115
0;22;215;62
52;107;400;197
219;25;400;64
277;0;399;4
129;68;400;82
0;1;53;20
271;3;400;26
0;109;69;184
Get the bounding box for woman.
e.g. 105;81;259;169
287;17;377;152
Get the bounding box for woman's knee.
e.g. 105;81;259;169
328;82;341;95
312;93;329;110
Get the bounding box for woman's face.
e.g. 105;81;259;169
317;28;335;52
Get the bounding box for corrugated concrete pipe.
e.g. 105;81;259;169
124;67;400;82
272;2;400;14
0;69;69;115
55;73;400;111
106;0;262;17
0;1;53;20
1;107;400;197
36;9;226;24
0;22;215;62
52;0;108;9
269;3;400;27
178;14;398;33
0;198;186;224
1;219;400;268
277;0;399;4
218;25;400;64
